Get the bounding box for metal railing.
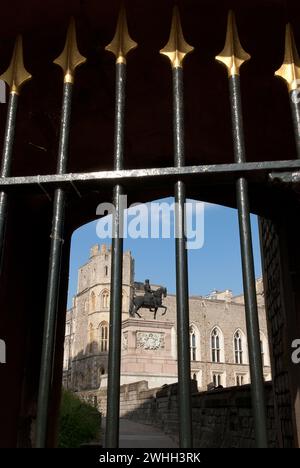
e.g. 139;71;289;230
0;5;299;449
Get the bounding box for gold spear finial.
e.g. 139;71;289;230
105;6;137;64
0;35;31;95
160;6;194;69
54;17;86;83
275;24;300;92
215;10;250;77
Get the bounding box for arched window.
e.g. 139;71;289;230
88;323;95;353
90;291;96;312
190;326;197;361
122;290;127;311
97;367;106;388
101;290;109;309
100;322;108;352
212;373;222;387
235;374;246;386
234;330;243;364
260;332;270;367
211;327;222;363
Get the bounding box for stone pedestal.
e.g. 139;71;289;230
119;318;178;388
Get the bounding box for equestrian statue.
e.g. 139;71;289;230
129;279;167;319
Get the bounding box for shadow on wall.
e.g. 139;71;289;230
123;381;278;448
77;380;278;448
63;341;108;392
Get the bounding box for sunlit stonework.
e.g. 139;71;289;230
136;332;165;350
63;244;271;392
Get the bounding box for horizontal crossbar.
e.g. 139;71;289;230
1;159;300;190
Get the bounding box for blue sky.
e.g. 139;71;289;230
67;199;261;308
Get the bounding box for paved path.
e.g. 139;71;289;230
102;418;178;448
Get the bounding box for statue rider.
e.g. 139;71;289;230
144;279;154;307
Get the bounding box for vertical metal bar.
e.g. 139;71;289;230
289;90;300;159
275;24;300;160
0;36;31;271
160;7;194;448
106;63;126;448
0;93;18;269
173;67;193;448
104;7;136;447
36;83;72;448
216;11;268;447
229;73;268;448
35;19;86;447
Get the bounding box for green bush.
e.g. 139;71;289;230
58;389;101;448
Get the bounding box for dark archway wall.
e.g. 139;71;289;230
0;0;300;447
260;204;300;448
0;0;299;179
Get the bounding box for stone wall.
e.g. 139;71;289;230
190;383;277;448
78;380;277;448
65;244;271;393
259;217;297;447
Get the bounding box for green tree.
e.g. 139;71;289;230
58;390;101;448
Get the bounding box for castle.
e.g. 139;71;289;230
63;244;271;392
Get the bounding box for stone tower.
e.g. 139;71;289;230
64;244;134;390
76;243;134;321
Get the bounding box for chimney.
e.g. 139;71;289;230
90;244;99;258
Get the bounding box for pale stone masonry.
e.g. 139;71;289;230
63;244;271;392
78;381;277;448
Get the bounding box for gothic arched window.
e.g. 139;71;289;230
88;323;94;353
90;291;96;312
190;326;197;361
101;290;109;309
100;322;108;352
260;332;270;367
234;330;243;364
122;290;127;311
211;327;222;363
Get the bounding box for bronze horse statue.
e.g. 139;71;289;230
129;287;167;319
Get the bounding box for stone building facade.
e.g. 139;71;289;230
63;244;271;392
